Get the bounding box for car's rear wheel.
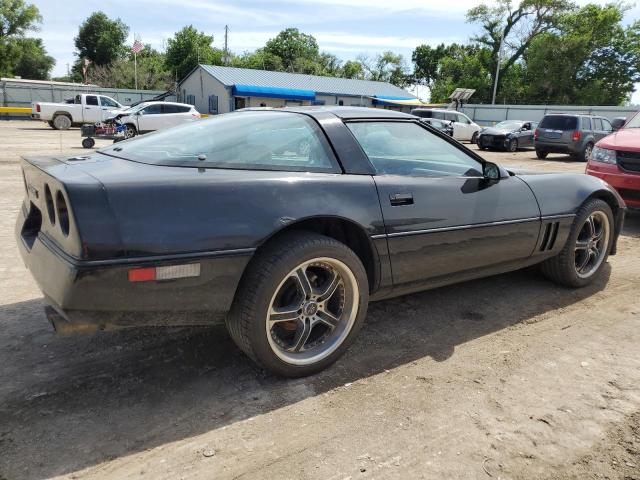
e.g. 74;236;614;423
540;198;613;288
536;149;548;159
581;142;594;162
52;114;71;130
507;138;518;152
226;231;369;377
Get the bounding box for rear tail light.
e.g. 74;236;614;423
128;263;201;282
192;113;201;118
534;128;539;140
572;130;581;141
36;103;41;113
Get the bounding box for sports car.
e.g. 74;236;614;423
16;107;625;377
477;120;538;151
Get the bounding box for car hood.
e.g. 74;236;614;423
481;127;514;135
597;128;640;152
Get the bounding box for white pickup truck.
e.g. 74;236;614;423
32;93;127;130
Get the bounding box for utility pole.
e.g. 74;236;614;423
224;25;230;66
491;34;504;105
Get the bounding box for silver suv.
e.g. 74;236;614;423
534;114;614;162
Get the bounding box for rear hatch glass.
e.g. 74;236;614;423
539;116;577;130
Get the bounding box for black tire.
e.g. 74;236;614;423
47;121;54;128
81;137;95;149
581;142;594;162
536;149;548;159
124;124;137;139
227;231;369;377
507;138;518;152
540;198;614;288
471;132;478;144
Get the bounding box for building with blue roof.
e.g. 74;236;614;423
178;64;423;114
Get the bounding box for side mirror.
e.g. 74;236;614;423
611;117;626;131
483;162;501;181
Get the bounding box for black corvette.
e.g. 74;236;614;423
477;120;538;151
17;107;625;377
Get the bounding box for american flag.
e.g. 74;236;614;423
132;39;144;54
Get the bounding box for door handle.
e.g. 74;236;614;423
389;193;414;206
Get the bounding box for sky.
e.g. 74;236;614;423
28;0;640;102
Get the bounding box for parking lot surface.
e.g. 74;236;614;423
0;120;639;480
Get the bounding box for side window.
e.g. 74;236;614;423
178;105;191;113
581;117;592;130
85;95;99;106
457;114;470;124
432;111;445;120
601;118;613;132
162;104;179;114
100;96;119;108
592;118;603;130
347;121;483;178
140;104;162;115
444;112;458;122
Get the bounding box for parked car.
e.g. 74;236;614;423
411;108;482;143
420;118;454;136
16;107;625;377
477;120;538;151
111;101;201;138
586;110;640;209
534;113;614;161
32;94;127;130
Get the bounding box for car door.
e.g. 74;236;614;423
601;118;614;137
445;111;465;141
345;120;541;288
82;95;102;123
519;122;534;147
136;104;164;132
99;96;121;121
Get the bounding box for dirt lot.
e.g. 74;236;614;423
0;120;639;480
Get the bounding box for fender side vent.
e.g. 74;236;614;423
540;221;560;251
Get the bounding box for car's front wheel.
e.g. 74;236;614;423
541;198;613;288
471;131;478;145
507;138;518;152
536;149;548;159
124;124;137;139
227;231;369;377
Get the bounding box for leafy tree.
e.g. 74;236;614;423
232;48;284;71
358;51;410;87
263;28;319;71
467;0;573;100
0;0;43;76
165;25;223;80
91;46;172;90
341;60;364;79
13;37;54;79
74;11;128;66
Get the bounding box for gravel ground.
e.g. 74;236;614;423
0;120;639;480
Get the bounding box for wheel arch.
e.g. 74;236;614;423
582;188;624;255
256;216;380;293
53;111;72;119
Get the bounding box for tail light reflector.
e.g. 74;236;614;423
572;130;581;141
36;103;41;113
128;263;201;282
533;128;539;140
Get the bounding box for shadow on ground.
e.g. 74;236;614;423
0;262;614;479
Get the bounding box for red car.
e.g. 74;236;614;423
586;113;640;209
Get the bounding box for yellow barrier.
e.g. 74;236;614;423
0;107;32;113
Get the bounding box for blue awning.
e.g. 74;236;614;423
232;84;315;101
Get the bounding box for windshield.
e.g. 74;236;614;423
494;121;523;130
625;111;640;128
99;110;337;172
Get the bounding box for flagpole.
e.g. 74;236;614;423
134;32;138;90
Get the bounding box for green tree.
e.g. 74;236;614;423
341;60;364;79
523;3;640;105
91;46;172;90
165;25;223;81
358;51;410;87
263;28;319;71
74;11;128;65
232;48;284;71
0;0;42;76
13;37;54;79
467;0;573;101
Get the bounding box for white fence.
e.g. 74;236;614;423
460;104;638;125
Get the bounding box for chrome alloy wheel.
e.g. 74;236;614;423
574;210;610;279
266;257;359;366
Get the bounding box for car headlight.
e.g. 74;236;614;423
590;146;617;164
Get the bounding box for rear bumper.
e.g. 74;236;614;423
534;141;581;154
587;165;640;209
16;203;253;331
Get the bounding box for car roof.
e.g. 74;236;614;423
243;106;416;120
138;101;194;107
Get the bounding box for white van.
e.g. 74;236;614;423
412;108;482;143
